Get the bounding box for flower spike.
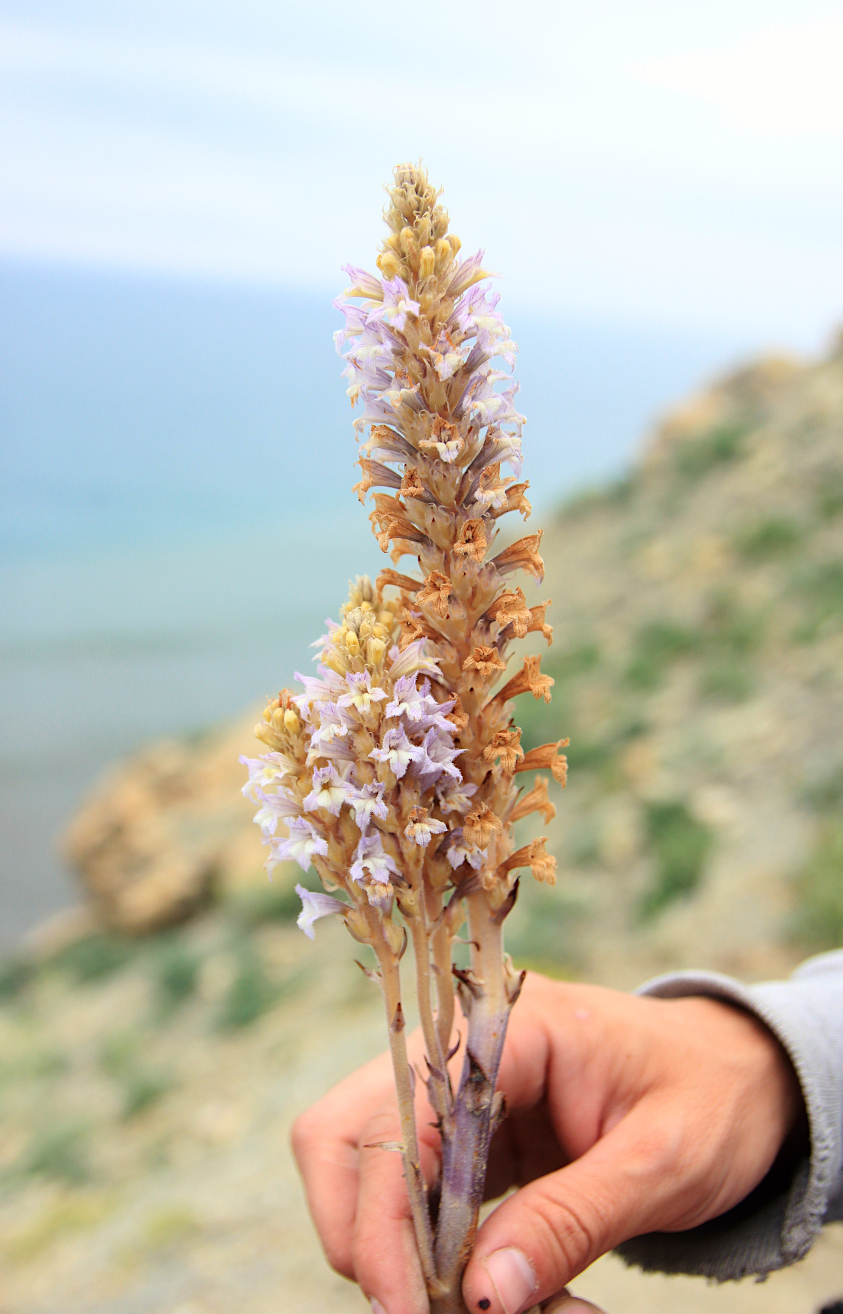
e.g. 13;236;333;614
243;163;570;1314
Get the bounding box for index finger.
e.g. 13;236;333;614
291;1026;437;1278
291;1046;396;1276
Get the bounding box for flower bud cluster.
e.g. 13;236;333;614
243;579;478;930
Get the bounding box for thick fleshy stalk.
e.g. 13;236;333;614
431;892;523;1313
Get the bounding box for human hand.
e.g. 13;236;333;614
291;973;801;1314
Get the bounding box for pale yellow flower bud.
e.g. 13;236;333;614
419;245;435;280
377;250;401;279
254;722;280;750
367;637;386;667
321;649;346;676
283;708;300;733
400;226;421;271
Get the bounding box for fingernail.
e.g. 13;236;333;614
370;1300;388;1314
482;1247;537;1314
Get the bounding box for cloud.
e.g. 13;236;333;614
633;17;843;138
0;6;841;341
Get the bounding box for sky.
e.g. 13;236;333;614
2;0;843;936
1;0;842;345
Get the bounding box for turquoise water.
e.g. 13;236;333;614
0;260;748;943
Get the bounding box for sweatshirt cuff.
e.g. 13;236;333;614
614;958;843;1281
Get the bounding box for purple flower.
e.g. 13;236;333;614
363;428;415;464
436;777;478;815
468;385;519;430
309;702;353;748
370;725;424;779
352;393;407;434
240;752;296;802
429;349;464;382
337;670;388;714
411;726;463;791
450;286;517;369
378;276;421;332
295;885;348;939
350;831;399;888
404;813;448;847
304;764;350;816
340;264;384;299
414;689;458;735
388;639;441;680
384;673;427;722
334;273;421;419
346;781;389;829
250;786;301;837
267;816;329;873
473;429;523;481
446;828;489;871
293;668;345;711
446;250;493;298
474;478;511;512
333;300;369;348
306;735;354;766
420;433;464;461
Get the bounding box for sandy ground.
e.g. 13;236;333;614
0;912;841;1314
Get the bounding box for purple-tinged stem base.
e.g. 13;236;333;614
429;891;520;1314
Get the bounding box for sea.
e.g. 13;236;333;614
0;259;753;946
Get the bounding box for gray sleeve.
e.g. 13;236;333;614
615;949;843;1281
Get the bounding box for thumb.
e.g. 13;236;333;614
540;1292;606;1314
462;1109;678;1314
543;1297;608;1314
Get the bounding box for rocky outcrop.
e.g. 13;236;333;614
62;719;266;932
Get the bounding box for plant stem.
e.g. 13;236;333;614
409;893;452;1128
431;890;456;1075
430;890;513;1312
374;937;439;1295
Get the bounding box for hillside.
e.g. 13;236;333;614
61;334;843;985
2;339;843;1313
515;338;843;983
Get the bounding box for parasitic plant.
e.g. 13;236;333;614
242;164;567;1314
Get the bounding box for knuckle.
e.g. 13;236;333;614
322;1235;355;1279
289;1107;320;1160
360;1106;401;1148
630;1098;706;1181
635;1123;684;1177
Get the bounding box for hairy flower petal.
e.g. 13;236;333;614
267;816;328;873
296;885;348;939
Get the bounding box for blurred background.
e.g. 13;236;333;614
1;3;842;1312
